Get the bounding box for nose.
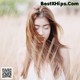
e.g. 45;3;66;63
39;28;44;36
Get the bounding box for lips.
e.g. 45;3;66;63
38;36;45;43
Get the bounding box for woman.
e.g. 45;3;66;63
17;5;70;80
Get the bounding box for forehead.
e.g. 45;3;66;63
34;17;49;25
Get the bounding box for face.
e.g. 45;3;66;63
34;17;51;42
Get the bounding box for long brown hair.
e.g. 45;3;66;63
21;5;66;79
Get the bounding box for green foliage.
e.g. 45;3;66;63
0;0;31;16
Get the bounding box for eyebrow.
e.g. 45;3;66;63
43;24;50;27
34;24;49;27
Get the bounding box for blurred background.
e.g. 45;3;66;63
0;0;80;80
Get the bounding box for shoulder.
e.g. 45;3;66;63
59;47;70;66
17;46;27;77
59;47;70;61
59;47;70;79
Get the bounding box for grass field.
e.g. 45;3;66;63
0;14;80;80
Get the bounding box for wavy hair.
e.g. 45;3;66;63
21;5;66;79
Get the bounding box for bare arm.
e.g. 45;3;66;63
60;47;70;80
17;47;26;80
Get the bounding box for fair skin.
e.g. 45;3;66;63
60;48;70;80
34;17;51;42
17;17;70;80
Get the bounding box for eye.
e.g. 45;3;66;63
44;26;49;29
35;27;39;30
35;26;39;30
